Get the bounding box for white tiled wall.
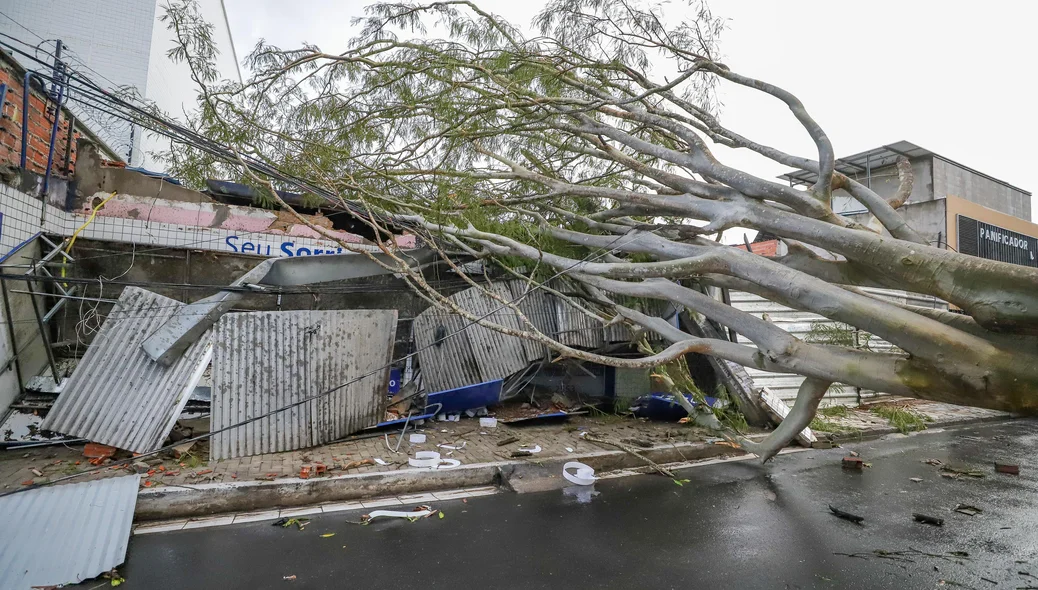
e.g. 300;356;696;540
3;184;381;261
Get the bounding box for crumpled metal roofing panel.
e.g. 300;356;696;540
415;279;670;393
42;287;213;453
0;475;140;589
413;304;483;393
451;284;529;385
210;310;396;460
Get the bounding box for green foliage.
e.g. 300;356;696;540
818;405;849;418
871;405;931;434
808;416;857;434
806;321;874;351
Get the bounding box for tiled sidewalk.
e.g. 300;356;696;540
1;415;716;490
0;400;1010;492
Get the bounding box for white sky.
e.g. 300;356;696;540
223;0;1037;217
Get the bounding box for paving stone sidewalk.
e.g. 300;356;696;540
0;400;1010;492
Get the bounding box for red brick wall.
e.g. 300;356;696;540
0;64;79;177
735;239;779;257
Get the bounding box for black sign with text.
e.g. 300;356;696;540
957;215;1038;268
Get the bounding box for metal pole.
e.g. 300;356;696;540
62;113;75;175
0;276;25;394
50;40;62;98
0;84;8;124
865;153;871;189
20;70;33;169
41;64;66;196
720;287;738;343
26;273;60;383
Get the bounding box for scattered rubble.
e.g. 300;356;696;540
842;457;864;470
913;513;944;526
828;504;865;524
994;463;1020;475
954;504;983;517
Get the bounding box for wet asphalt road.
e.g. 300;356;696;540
103;420;1038;589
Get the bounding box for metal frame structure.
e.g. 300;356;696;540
0;235;76;387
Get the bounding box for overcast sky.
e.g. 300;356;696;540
223;0;1036;215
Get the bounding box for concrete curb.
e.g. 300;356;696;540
135;412;1014;521
135;440;737;520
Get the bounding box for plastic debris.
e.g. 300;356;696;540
828;504;864;524
408;451;441;468
479;417;497;428
409;433;427;444
909;477;923;483
283;575;297;580
954;504;983;516
562;462;597;486
517;445;542;454
363;509;435;522
913;513;944;526
373;458;389;466
407;451;460;469
566;447;574;453
437;442;466;450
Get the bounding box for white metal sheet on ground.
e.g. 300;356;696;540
210;310;396;460
41;287;213;453
0;475;140;588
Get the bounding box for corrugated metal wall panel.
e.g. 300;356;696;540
452;285;529;383
729;289;945;406
550;278;604;348
42;287;212;453
0;475;140;588
415;280;669;393
210;310;396;460
505;280;553;362
413;304;483;393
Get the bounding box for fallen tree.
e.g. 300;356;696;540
160;0;1038;461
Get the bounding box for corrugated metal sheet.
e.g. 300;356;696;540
210;310;396;460
453;284;529;383
416;280;668;393
42;287;213;453
549;278;603;348
728;289;946;406
413;306;482;393
504;281;552;362
0;475;140;589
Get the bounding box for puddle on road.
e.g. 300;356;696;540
562;485;600;504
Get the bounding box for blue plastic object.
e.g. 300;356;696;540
426;379;503;414
630;393;720;421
